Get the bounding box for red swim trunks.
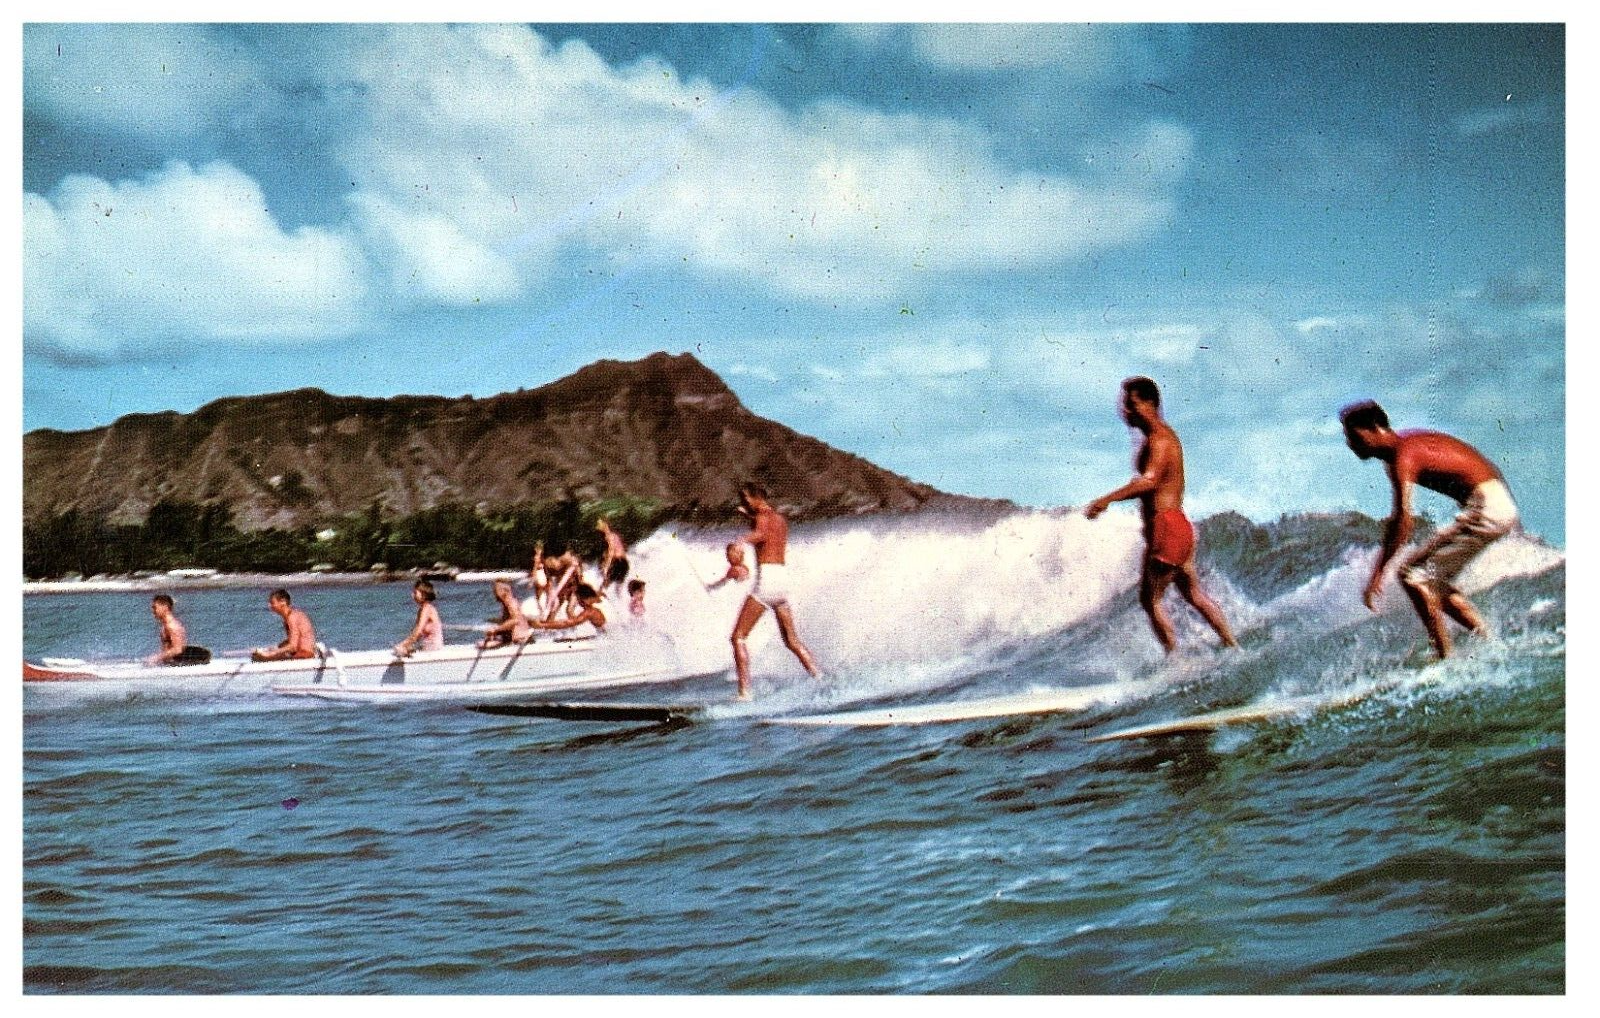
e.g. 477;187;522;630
1149;509;1195;567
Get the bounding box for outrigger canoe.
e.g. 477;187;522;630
25;638;706;704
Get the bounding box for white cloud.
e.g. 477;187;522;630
996;319;1217;406
746;289;1560;527
25;161;370;361
24;24;271;139
1455;98;1552;138
23;24;1195;354
347;193;522;307
838;24;1179;79
320;24;1188;300
726;362;779;383
861;342;992;379
1274;132;1398;197
1294;316;1339;334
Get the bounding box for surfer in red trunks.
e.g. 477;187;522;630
1340;400;1518;659
1085;376;1238;654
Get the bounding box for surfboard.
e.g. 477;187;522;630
1085;687;1373;743
471;678;1167;729
763;683;1135;728
469;701;707;723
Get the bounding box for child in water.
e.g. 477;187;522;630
706;541;751;590
628;579;647;617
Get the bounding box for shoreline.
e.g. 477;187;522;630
23;570;525;597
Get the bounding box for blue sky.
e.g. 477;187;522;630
21;22;1566;541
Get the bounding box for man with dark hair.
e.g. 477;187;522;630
1121;375;1161;408
729;483;823;700
1338;399;1390;433
147;594;194;665
1340;399;1518;659
1086;376;1238;654
252;589;318;661
531;582;608;638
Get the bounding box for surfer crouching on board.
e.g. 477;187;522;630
1085;376;1238;654
730;483;823;701
252;589;318;661
1340;400;1518;659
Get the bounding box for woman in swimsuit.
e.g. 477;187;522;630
394;579;444;656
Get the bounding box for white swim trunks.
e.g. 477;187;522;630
1400;479;1518;591
752;563;792;608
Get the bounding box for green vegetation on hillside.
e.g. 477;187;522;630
22;496;667;580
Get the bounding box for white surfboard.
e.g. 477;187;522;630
764;682;1140;728
471;701;706;723
1086;687;1374;743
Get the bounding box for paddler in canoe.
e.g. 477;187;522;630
542;548;584;621
479;579;535;648
146;594;211;666
251;589;319;661
393;579;445;657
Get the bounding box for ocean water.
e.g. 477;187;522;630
22;508;1565;993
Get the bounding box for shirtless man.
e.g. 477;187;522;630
147;594;188;665
596;518;630;599
730;483;823;700
1340;400;1518;659
543;549;582;621
1085;376;1238;654
252;589;318;661
531;583;608;637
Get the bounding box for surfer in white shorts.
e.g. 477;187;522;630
1340;400;1519;659
730;483;823;700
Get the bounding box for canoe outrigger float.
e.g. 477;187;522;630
24;638;707;703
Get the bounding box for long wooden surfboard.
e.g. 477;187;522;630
763;682;1142;728
470;679;1166;729
1085;687;1374;743
470;701;707;723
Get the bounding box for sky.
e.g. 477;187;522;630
20;21;1567;542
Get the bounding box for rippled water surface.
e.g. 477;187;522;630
23;511;1565;993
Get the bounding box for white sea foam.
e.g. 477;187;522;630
621;507;1564;710
623;508;1142;699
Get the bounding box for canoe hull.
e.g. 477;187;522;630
22;639;695;704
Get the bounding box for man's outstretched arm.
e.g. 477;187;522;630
1085;440;1170;518
1366;463;1414;609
